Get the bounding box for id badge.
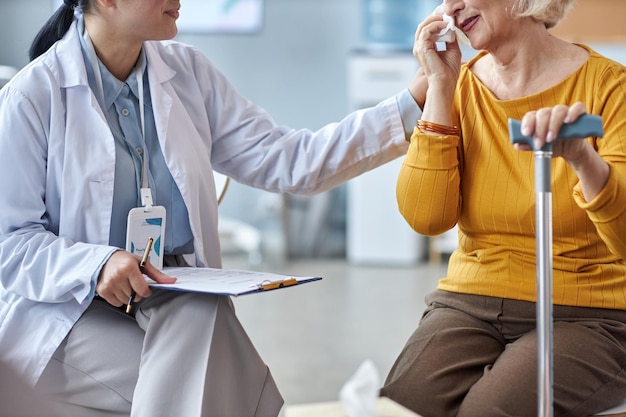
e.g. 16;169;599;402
126;205;166;269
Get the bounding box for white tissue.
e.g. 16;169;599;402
433;4;470;44
339;360;381;417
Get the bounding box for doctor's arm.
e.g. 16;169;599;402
190;48;423;195
0;87;115;304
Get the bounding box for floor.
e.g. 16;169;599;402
223;255;448;409
225;255;626;417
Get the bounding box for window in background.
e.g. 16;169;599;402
177;0;264;34
360;0;444;50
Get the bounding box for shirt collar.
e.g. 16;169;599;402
77;15;147;109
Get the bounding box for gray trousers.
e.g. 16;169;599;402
381;290;626;417
36;290;283;417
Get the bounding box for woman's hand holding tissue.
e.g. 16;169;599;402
406;4;467;111
412;14;461;126
408;7;462;131
414;13;462;88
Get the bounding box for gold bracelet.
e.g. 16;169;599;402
416;119;460;136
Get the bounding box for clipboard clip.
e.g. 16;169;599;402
254;278;298;291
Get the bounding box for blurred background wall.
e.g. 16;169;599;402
2;0;625;265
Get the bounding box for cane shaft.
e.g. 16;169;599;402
536;152;554;417
507;115;603;417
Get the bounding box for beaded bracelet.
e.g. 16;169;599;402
417;119;460;136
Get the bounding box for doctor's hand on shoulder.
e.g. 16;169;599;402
96;251;176;307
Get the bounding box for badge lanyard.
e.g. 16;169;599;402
82;30;153;206
83;28;166;267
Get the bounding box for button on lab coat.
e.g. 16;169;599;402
0;19;411;384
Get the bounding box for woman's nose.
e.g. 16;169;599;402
441;0;465;16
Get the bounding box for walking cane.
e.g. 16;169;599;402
508;114;604;417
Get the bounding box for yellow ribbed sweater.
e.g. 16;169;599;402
397;45;626;309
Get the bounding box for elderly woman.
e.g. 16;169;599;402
381;1;626;416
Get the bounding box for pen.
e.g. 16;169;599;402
126;237;153;314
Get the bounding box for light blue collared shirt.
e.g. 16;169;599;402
77;19;194;254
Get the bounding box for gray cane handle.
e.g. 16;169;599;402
508;114;604;152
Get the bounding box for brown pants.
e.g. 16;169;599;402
381;290;626;417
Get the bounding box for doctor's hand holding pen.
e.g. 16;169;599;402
95;250;176;308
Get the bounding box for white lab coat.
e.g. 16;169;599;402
0;20;410;385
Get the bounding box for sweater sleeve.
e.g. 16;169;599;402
574;63;626;259
573;165;626;259
396;128;461;236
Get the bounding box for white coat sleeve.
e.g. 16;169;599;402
0;84;116;304
189;49;415;195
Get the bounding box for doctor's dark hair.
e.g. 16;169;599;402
29;0;90;61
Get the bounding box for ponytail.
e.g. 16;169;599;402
29;0;86;61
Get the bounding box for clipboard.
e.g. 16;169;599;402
147;266;322;297
254;277;299;291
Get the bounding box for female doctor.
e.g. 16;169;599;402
0;0;425;416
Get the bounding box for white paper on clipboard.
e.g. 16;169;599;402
148;267;322;297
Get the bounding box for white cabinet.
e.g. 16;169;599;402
346;51;426;265
346;51;458;265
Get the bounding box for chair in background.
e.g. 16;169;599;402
0;65;18;89
214;170;230;205
213;171;263;266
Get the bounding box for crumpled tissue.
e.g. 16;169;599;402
339;360;381;417
433;4;470;44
